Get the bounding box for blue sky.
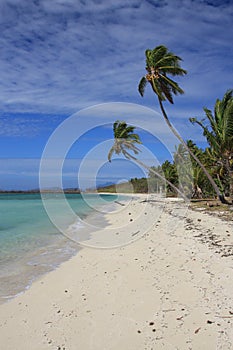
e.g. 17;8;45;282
0;0;233;190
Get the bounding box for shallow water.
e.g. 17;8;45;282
0;192;118;303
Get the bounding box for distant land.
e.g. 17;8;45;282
0;188;81;194
0;178;149;194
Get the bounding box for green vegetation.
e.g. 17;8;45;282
138;45;187;103
148;161;178;196
106;102;233;200
97;178;149;194
190;90;233;198
108;120;186;199
108;120;142;162
138;45;230;204
103;46;232;202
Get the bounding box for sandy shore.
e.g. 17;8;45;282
0;194;233;349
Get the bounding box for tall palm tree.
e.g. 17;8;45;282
138;45;228;203
190;89;233;198
108;120;188;200
138;45;187;104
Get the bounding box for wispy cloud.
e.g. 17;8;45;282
0;0;232;116
0;112;65;137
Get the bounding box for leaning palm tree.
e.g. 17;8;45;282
108;120;188;200
138;45;228;203
190;89;233;198
108;121;142;162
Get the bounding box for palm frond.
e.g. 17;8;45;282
150;45;168;66
127;133;142;144
160;65;187;76
218;89;233;117
121;148;131;160
150;78;166;101
140;45;187;104
225;98;233;141
108;121;142;162
158;78;173;103
138;76;147;97
123;141;141;153
190;89;233;197
160;75;184;95
108;146;115;162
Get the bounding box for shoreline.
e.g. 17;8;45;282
0;193;123;304
0;194;232;349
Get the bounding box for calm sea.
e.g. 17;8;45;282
0;192;118;303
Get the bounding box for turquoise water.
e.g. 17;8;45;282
0;193;117;303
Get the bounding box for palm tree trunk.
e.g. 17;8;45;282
225;159;233;201
229;174;233;200
158;98;230;204
123;149;189;202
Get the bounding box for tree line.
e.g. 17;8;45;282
107;45;233;202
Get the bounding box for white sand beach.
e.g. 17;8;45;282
0;194;232;350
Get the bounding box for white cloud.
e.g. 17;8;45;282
0;0;232;116
0;113;64;137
